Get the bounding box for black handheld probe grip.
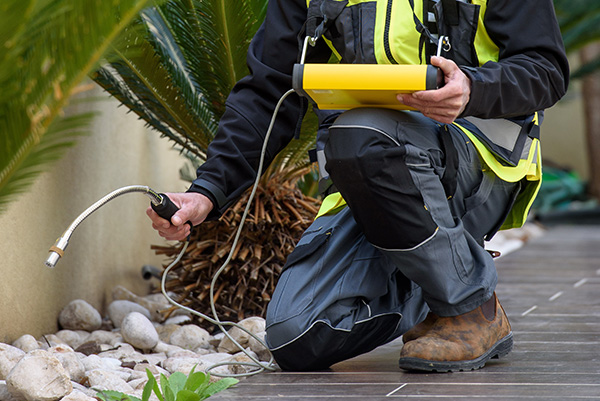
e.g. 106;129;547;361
151;194;193;229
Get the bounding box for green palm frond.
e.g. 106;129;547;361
2;112;96;199
554;0;600;49
0;0;165;212
93;64;191;151
93;0;318;183
554;0;600;78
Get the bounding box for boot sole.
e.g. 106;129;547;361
398;332;513;372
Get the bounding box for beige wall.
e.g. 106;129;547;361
541;80;588;179
0;87;187;344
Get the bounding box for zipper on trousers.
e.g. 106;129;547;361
383;0;398;64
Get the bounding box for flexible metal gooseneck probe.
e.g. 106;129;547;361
45;88;297;377
45;186;165;268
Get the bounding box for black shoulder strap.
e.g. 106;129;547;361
441;0;459;26
407;0;438;63
305;0;348;39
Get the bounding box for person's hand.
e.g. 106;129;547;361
146;192;214;241
397;56;471;124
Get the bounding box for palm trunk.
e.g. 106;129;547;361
581;42;600;199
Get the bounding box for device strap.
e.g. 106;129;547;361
441;0;459;26
307;0;348;40
407;0;439;63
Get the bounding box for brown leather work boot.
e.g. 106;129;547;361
398;293;512;372
402;312;438;343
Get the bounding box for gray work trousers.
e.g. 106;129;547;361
265;109;520;371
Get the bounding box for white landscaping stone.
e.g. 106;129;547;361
230;350;260;375
152;341;181;354
167;349;198;359
12;335;40;353
164;315;192;325
132;362;169;377
0;380;19;401
155;324;180;343
247;330;271;362
143;293;171;306
140;353;167;367
71;382;98;398
98;343;136;361
61;390;96;401
161;357;206;375
58;300;102;332
121;312;159;351
108;300;151;328
74;331;91;343
55;330;84;349
48;344;74;353
169;325;211;350
6;350;72;401
86;330;120;346
0;344;25;380
84;369;134;393
209;332;225;348
218;317;266;354
112;286;167;322
38;334;64;348
81;354;121;372
127;369;147;382
48;345;85;383
193;347;213;356
127;378;148;391
119;351;151;365
154;324;180;343
162;352;235;376
108;336;125;347
200;352;240;365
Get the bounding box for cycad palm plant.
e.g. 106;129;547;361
93;0;320;324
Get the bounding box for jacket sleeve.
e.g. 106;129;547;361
460;0;570;119
187;0;309;219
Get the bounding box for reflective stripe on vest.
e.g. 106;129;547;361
306;0;499;66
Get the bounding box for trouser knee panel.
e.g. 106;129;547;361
325;126;438;249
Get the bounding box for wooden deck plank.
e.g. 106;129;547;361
212;225;600;400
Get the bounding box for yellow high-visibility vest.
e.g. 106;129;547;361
307;0;542;230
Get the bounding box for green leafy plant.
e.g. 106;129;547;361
95;390;142;401
96;367;239;401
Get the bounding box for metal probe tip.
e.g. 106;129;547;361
45;237;69;268
45;252;61;268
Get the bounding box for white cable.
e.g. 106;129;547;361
47;89;297;378
160;88;297;377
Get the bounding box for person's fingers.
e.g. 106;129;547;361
397;57;471;124
146;206;170;229
146;192;214;241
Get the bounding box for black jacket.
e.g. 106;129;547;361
188;0;569;219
